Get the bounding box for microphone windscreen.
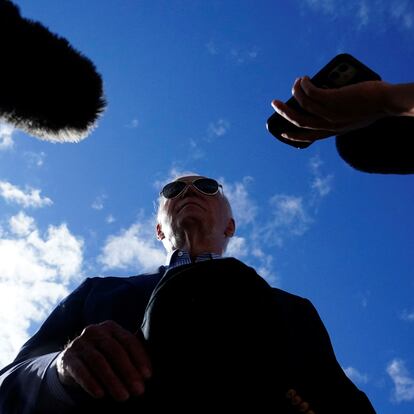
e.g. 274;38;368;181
0;0;106;142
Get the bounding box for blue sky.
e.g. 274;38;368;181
0;1;413;412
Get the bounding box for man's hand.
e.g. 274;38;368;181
271;77;391;143
56;320;152;401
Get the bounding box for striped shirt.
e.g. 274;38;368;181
166;249;221;270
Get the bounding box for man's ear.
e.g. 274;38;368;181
224;218;235;238
156;223;165;240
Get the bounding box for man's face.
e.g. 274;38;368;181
157;175;234;250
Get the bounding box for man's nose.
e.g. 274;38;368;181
180;183;198;198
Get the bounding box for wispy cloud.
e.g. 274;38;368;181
387;359;414;402
226;235;248;258
206;40;219;55
0;181;53;208
206;39;259;63
208;119;230;140
391;0;414;30
400;309;414;322
125;118;139;129
266;194;311;245
230;46;259;64
0;211;84;367
188;139;205;160
344;366;369;384
221;176;257;226
91;194;107;210
98;220;165;273
24;151;46;168
106;214;116;224
309;154;333;200
0;123;14;151
300;0;414;31
221;177;277;284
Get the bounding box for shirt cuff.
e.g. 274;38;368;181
44;353;76;406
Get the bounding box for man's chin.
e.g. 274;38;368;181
175;214;208;232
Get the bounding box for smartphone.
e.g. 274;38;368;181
266;53;382;149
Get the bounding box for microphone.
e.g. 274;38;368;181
0;0;106;142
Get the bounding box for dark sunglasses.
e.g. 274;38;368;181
160;178;222;199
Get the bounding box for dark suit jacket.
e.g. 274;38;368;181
0;258;376;413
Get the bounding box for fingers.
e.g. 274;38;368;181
281;128;333;142
292;77;331;120
57;352;104;399
84;338;137;401
57;320;152;402
300;76;325;100
271;99;335;131
111;324;152;379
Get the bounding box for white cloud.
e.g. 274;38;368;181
391;0;414;29
0;123;14;150
0;181;53;208
304;0;335;14
206;40;218;55
9;211;35;236
208;119;230;139
301;0;414;31
225;237;277;285
400;309;414;322
387;359;414;402
106;214;116;224
226;236;248;258
0;212;83;368
309;154;333;199
205;40;258;63
357;1;369;27
230;46;259;64
312;175;333;197
221;176;257;227
125;118;139;128
189;139;205;160
266;194;311;245
344;366;369;384
24;151;46;167
99;221;165;272
251;247;277;285
91;194;106;210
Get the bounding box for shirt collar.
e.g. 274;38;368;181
166;249;222;270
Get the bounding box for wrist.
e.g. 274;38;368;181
381;82;400;116
56;351;78;388
383;82;414;116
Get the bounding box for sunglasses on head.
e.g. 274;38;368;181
160;178;222;199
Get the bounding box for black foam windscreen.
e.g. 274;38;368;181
0;0;106;142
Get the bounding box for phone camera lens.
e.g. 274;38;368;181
338;64;348;72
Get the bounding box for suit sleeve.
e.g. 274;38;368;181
294;298;376;414
0;278;94;414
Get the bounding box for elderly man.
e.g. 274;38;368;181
0;175;376;413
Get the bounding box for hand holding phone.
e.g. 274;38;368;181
267;54;382;148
